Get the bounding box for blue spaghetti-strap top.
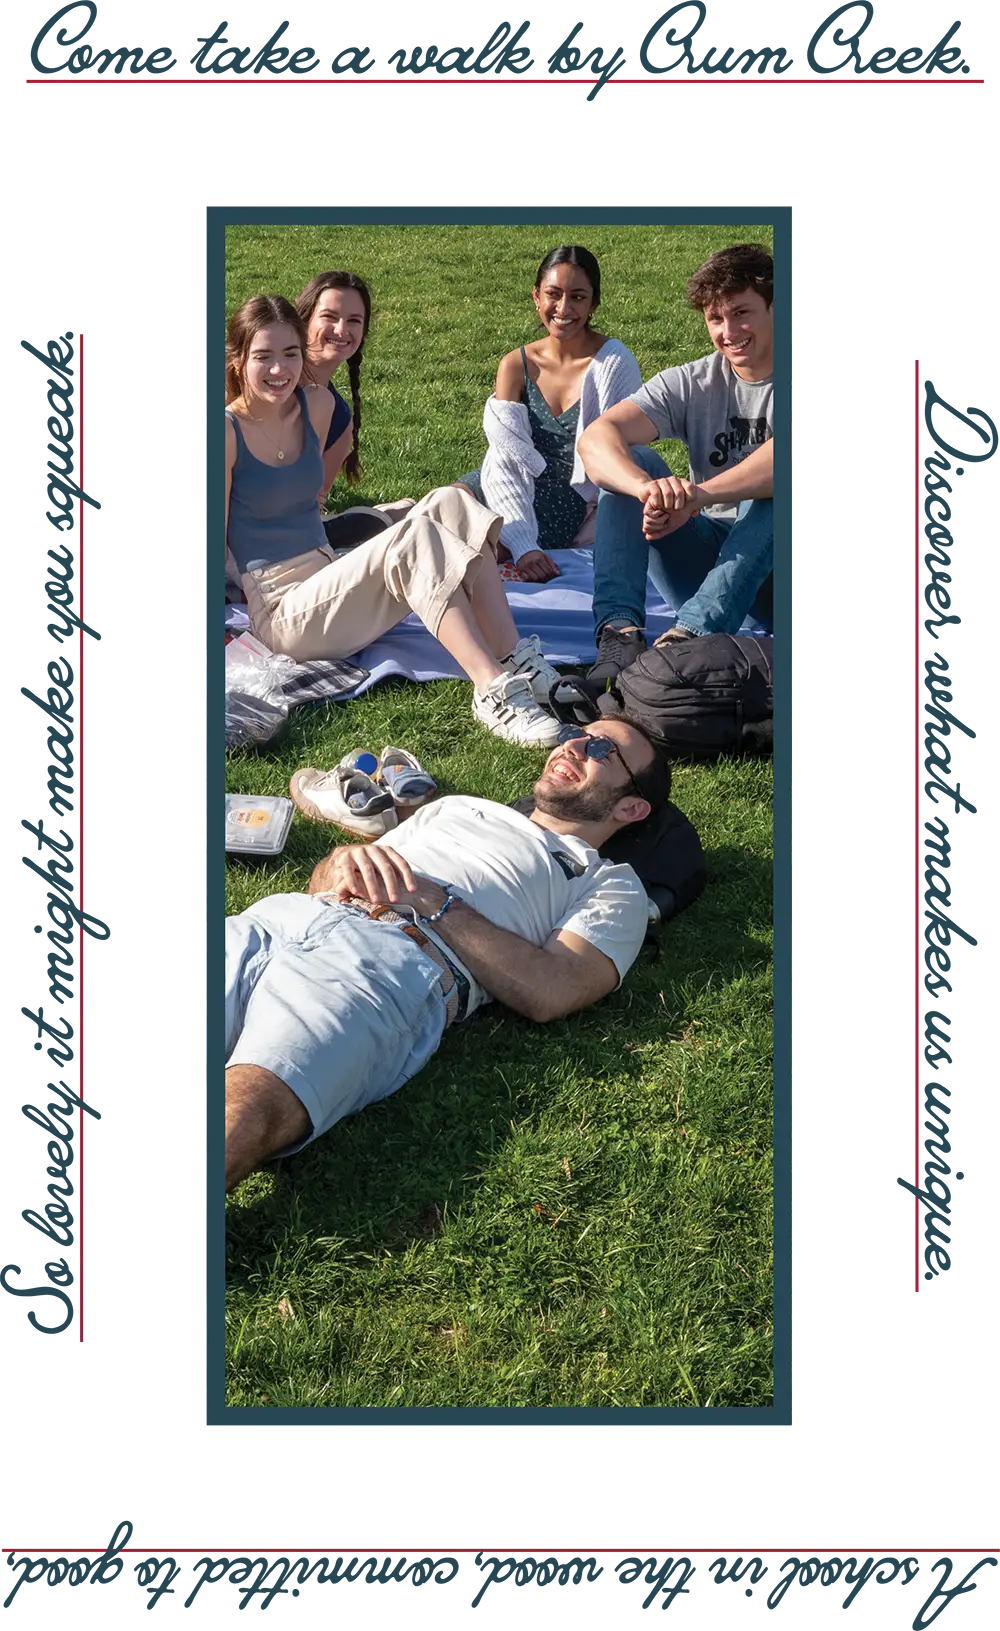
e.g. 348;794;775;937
226;387;327;573
520;347;588;548
324;381;352;451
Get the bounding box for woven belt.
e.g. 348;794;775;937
344;896;468;1026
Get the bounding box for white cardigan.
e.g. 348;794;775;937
479;338;643;561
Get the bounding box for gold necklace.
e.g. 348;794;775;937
248;402;292;462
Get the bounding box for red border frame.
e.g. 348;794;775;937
907;360;991;1298
5;66;998;1565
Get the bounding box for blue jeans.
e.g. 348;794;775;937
592;446;774;638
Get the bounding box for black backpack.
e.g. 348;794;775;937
609;633;773;759
511;796;705;925
602;797;706;923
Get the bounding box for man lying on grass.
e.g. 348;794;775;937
225;717;671;1191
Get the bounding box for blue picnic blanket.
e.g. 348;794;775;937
348;549;768;695
225;548;769;698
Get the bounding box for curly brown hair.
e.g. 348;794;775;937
686;244;773;313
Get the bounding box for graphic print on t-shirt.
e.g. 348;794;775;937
550;848;589;881
709;415;771;467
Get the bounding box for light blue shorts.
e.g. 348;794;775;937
226;894;450;1149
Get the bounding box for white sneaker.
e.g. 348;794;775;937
377;746;437;808
500;634;562;707
472;672;562;746
290;755;398;836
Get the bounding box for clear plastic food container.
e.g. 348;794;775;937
225;794;294;857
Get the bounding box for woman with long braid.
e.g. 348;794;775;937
295;269;370;499
294;267;413;550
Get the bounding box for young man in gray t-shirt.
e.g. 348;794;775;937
578;243;775;681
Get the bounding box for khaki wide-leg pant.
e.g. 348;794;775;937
241;487;503;663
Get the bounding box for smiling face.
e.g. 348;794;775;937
534;721;652;825
703;287;774;380
306;286;367;371
533;262;598;342
242;323;303;410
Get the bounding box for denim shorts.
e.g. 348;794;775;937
226;894;450;1150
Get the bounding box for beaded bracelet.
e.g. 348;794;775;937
419;886;458;925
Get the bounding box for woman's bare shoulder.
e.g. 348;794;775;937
522;337;550;366
494;349;525;401
306;384;335;432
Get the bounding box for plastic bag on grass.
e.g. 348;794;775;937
226;634;295;748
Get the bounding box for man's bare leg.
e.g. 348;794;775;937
226;1064;311;1192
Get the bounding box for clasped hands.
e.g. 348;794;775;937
637;474;705;540
312;842;448;917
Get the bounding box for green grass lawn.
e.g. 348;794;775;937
225;222;774;1410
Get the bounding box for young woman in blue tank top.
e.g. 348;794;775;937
224;294;565;746
225;296;334;570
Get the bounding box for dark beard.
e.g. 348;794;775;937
532;775;621;823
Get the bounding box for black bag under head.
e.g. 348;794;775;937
606;633;773;760
601;798;706;921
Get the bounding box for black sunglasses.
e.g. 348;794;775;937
555;728;646;801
